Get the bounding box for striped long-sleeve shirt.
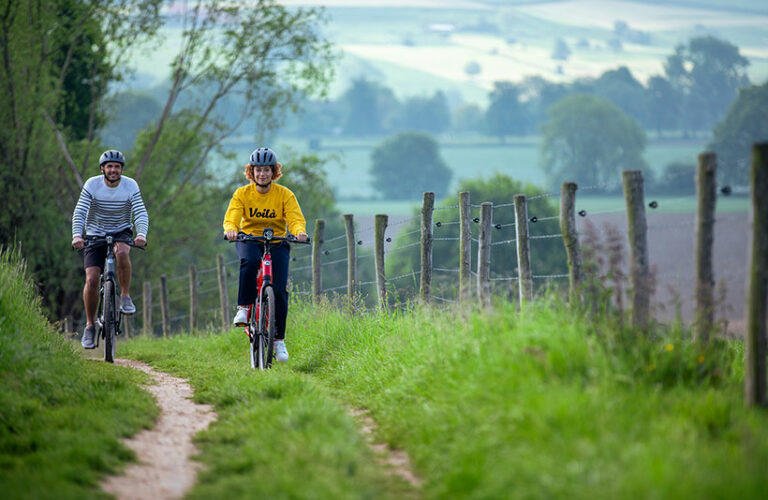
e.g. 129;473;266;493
72;175;149;238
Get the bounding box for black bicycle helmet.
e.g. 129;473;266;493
249;147;277;166
99;149;125;166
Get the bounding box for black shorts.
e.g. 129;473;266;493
82;228;134;270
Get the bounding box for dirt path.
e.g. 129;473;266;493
350;408;423;489
101;359;217;500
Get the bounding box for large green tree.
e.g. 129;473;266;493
398;91;451;134
370;132;452;200
339;77;397;136
485;81;529;139
540;94;648;191
665;35;750;133
1;0;334;322
591;66;649;127
0;0;161;317
646;75;681;137
708;81;768;186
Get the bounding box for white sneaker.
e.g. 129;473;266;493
233;306;248;326
274;340;289;363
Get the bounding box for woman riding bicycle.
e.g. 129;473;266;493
223;147;308;363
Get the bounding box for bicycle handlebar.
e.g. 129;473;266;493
78;235;146;250
224;231;310;245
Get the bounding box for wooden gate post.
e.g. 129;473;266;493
189;264;198;332
477;202;492;308
374;214;388;311
420;192;434;303
344;214;356;308
694;152;717;343
159;275;170;337
514;194;533;304
217;253;229;331
459;192;471;303
312;219;325;303
622;170;650;330
745;142;768;408
560;182;583;306
142;281;152;336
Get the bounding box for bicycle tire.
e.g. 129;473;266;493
103;280;116;363
263;287;277;368
248;306;262;370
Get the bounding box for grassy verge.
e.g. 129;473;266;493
117;295;768;498
0;248;157;499
289;299;768;498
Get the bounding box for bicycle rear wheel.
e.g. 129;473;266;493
263;287;277;368
103;280;116;363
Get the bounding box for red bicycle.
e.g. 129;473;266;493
228;228;309;370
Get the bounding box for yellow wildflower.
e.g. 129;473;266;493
665;343;674;352
697;355;705;363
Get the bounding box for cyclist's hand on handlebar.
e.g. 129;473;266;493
134;235;147;248
296;232;308;243
225;230;238;241
72;236;85;249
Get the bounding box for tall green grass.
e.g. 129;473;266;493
118;295;768;498
0;248;157;499
289;299;767;499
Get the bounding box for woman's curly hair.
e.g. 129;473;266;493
244;162;282;183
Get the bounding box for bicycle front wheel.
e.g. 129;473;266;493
248;305;262;370
263;287;277;368
103;280;117;363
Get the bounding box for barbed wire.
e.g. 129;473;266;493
321;257;348;267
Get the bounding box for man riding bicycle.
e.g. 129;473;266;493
223;147;308;363
71;149;148;349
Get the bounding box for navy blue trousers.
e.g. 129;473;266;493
236;241;290;339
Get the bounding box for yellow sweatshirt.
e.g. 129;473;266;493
223;183;307;237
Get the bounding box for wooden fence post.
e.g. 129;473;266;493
143;281;152;336
694;152;717;343
344;214;356;308
477;202;492;308
189;264;198;332
420;192;434;303
459;191;471;303
622;170;650;330
374;214;388;311
217;253;229;331
560;182;583;306
745;142;768;408
312;219;325;304
159;275;169;337
514;194;533;304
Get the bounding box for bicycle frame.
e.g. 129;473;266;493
247;242;273;330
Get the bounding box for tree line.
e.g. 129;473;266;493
0;0;338;322
275;35;750;141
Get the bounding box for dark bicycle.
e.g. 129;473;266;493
227;228;309;370
82;234;143;363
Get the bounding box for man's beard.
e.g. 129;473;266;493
105;173;121;185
